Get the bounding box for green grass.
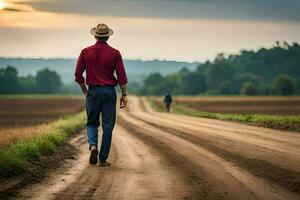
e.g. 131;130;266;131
174;103;300;124
0;112;85;178
148;98;300;129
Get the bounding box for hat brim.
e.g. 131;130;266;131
90;27;114;37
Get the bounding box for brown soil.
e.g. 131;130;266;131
151;96;300;115
1;96;300;200
151;96;300;131
0;98;84;129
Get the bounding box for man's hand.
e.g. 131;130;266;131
120;95;127;108
119;84;127;108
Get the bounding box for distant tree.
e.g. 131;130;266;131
164;74;181;94
259;83;276;96
179;70;207;95
205;59;235;94
177;67;189;94
139;41;300;96
60;83;82;94
0;66;19;93
283;41;291;49
218;81;236;95
240;82;262;96
273;74;297;95
127;81;142;95
142;73;165;95
36;68;62;93
0;69;4;93
19;75;37;93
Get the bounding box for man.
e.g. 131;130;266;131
164;91;172;113
75;23;128;167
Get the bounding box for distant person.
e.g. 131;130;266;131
164;91;172;112
75;23;128;167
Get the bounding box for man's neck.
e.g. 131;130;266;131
96;40;107;44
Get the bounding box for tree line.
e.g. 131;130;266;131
140;42;300;96
0;66;62;94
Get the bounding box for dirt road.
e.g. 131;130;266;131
11;96;300;200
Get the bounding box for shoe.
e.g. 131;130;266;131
99;160;111;167
89;145;98;165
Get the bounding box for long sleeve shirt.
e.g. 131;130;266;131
75;41;128;86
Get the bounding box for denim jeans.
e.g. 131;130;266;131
85;85;116;161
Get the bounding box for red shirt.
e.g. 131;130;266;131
75;41;128;86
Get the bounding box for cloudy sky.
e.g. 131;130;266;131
0;0;300;62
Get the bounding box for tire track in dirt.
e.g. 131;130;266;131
137;97;300;172
129;114;300;195
118;113;299;200
54;125;190;200
119;96;300;199
117;117;229;200
132;98;300;194
139;97;300;148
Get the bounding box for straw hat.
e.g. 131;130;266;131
90;23;114;37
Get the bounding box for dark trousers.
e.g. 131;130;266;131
85;85;116;161
166;103;171;112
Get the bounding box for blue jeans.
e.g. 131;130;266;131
85;85;116;161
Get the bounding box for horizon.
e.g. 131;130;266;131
0;40;297;63
0;55;199;63
1;0;300;62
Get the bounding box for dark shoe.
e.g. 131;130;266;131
99;160;111;167
89;145;98;165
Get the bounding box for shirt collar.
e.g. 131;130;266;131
95;41;108;45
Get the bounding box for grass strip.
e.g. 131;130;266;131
148;98;300;129
0;112;85;178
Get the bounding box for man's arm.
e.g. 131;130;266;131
115;51;128;108
120;84;127;95
75;50;87;96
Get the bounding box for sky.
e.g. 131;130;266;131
0;0;300;62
